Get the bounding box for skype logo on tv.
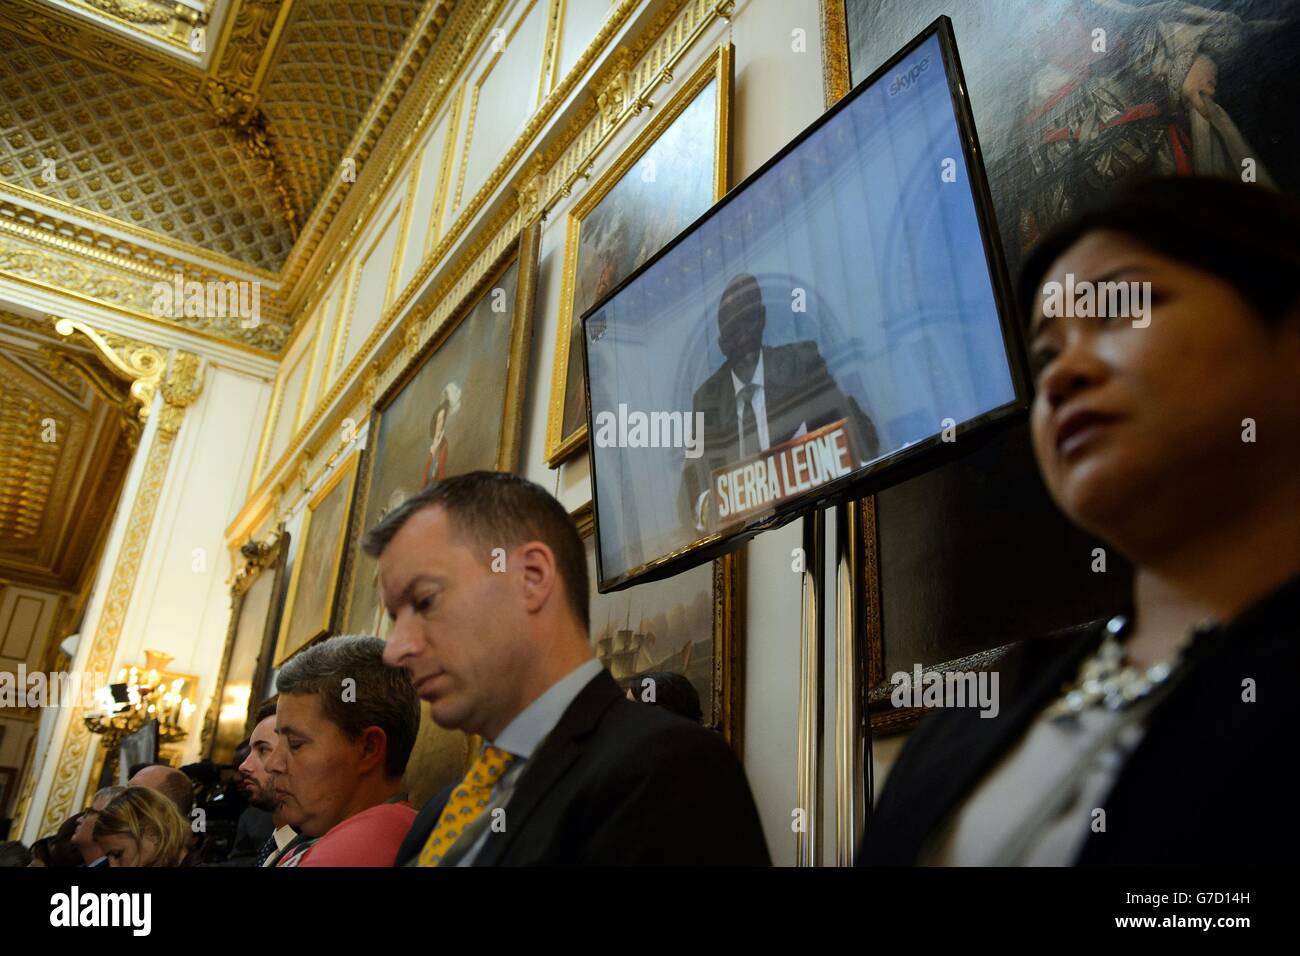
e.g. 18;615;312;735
888;56;930;96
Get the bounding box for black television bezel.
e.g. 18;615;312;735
581;16;1030;593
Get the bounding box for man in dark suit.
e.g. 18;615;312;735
681;273;880;532
365;471;769;866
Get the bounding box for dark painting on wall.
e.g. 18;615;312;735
815;2;1267;729
844;0;1300;277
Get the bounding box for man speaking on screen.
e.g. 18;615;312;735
680;272;881;533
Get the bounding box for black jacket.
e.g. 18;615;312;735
680;341;879;529
395;669;770;866
861;573;1300;866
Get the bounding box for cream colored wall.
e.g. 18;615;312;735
115;365;270;763
228;0;856;866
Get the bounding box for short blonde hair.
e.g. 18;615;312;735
93;786;189;867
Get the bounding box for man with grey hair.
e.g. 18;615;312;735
71;785;125;867
265;634;420;866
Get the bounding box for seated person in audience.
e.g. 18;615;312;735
371;471;769;866
623;671;703;724
128;764;195;820
862;177;1300;866
128;762;202;863
265;635;420;867
71;785;125;867
36;816;86;868
94;786;191;867
234;695;299;866
0;840;33;867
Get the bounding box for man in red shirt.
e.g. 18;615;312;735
265;635;420;867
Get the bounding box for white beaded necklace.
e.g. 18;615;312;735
1044;614;1215;721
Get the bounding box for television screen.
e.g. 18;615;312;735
583;18;1028;590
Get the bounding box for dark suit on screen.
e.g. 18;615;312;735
680;340;880;530
394;668;769;866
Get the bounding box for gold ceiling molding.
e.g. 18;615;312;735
292;0;710;349
257;0;438;228
0;310;134;593
0;0;280;110
276;0;471;308
53;316;167;427
75;0;200;36
0;186;281;283
0;0;458;335
0;352;88;543
0;235;143;307
0;228;291;354
283;0;638;343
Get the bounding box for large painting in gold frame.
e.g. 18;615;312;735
340;224;541;639
203;529;289;765
274;452;360;667
544;41;733;466
573;503;744;752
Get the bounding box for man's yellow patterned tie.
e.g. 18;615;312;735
417;744;515;867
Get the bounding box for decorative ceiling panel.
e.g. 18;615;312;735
45;0;215;59
258;0;428;226
0;310;132;592
0;28;297;269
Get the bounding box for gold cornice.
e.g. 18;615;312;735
278;0;496;321
0;185;282;284
0;0;207;100
0;265;281;360
52;317;166;426
0;0;293;113
281;0;695;353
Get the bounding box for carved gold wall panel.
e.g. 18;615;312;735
34;344;202;834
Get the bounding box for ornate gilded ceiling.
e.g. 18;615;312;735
260;0;428;228
0;309;133;593
0;0;453;351
0;29;298;269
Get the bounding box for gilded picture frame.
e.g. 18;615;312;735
274;452;361;667
339;223;541;638
202;529;289;765
572;502;744;753
543;41;734;466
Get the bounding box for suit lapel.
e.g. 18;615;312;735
471;670;622;866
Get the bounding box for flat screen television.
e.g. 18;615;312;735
582;17;1029;591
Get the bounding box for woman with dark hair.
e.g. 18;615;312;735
862;177;1300;866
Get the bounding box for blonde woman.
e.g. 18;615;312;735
93;786;190;867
